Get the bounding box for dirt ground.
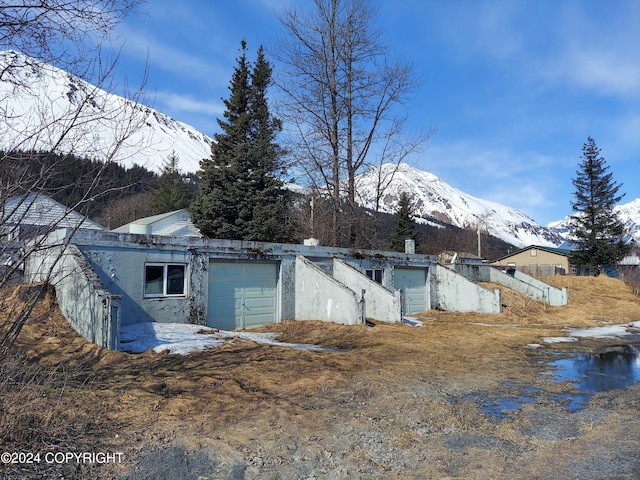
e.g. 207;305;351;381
2;275;640;479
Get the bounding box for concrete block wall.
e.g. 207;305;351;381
25;244;121;349
431;264;501;313
332;258;402;323
294;256;363;325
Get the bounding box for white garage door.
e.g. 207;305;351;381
208;262;278;330
394;267;428;315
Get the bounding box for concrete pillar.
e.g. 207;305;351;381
405;239;416;254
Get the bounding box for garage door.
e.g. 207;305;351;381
208;262;278;330
394;268;428;315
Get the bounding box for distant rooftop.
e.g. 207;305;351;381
1;193;105;231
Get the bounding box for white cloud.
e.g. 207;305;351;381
154;91;224;117
117;26;231;86
426;0;640;98
417;141;570;224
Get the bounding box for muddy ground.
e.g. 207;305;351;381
1;275;640;479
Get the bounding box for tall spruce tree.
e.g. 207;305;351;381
192;42;290;241
245;46;291;242
151;151;193;214
569;136;627;275
390;192;419;252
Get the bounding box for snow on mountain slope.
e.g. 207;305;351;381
0;50;211;173
548;197;640;242
355;163;562;248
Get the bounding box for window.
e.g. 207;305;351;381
530;249;537;257
144;264;186;297
365;269;383;284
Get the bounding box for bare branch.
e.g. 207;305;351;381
272;0;430;247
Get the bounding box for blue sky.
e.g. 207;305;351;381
109;0;640;226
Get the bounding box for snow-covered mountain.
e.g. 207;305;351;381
0;50;211;173
0;51;572;249
355;163;563;248
548;198;640;243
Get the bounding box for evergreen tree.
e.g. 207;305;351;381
390;192;419;252
246;46;291;242
569;136;627;275
192;41;252;239
151;151;194;214
192;41;291;241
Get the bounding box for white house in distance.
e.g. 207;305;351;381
112;209;201;237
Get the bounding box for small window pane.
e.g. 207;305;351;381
166;265;185;295
145;265;164;295
366;269;383;284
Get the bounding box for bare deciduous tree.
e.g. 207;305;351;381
0;0;143;77
0;1;146;354
273;0;431;247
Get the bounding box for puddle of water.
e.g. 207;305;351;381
455;392;536;422
548;344;640;393
478;395;536;419
453;344;640;422
551;393;591;413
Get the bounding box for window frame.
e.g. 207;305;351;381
144;263;187;298
365;268;383;284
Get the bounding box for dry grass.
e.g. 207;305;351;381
1;276;640;478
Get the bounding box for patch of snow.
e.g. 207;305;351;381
542;321;640;344
119;322;342;355
568;321;640;339
543;337;579;343
401;316;424;327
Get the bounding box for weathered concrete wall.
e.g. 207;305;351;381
25;244;121;349
332;258;401;323
451;264;567;306
295;256;363;325
510;268;568;305
431;264;501;313
80;245;206;327
279;257;296;320
448;264;491;282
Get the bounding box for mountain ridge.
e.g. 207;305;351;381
0;50;211;174
355;163;563;248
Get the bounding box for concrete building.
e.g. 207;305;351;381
24;225;508;350
14;200;568;351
